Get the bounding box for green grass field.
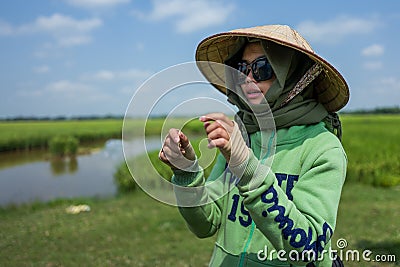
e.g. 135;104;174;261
0;183;398;267
0;115;399;266
0;119;123;152
0;118;204;152
341;115;400;187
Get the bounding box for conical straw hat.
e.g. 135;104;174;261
195;25;349;112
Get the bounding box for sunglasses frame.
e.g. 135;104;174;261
236;56;274;84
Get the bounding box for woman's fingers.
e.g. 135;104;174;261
200;113;230;124
207;137;229;149
200;113;234;128
206;126;230;141
201;113;232;147
159;148;171;165
203;119;220;134
163;129;182;152
178;131;189;149
201;113;234;136
160;128;195;167
159;128;179;164
168;128;180;144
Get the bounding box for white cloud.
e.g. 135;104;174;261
380;77;400;91
362;77;400;98
17;79;114;115
65;0;130;9
91;70;116;81
22;80;109;99
118;69;153;80
0;14;102;47
31;14;101;33
33;65;50;74
134;0;235;33
83;69;153;81
59;35;93;46
363;61;383;70
120;86;135;94
297;15;381;44
361;44;384;57
45;80;93;94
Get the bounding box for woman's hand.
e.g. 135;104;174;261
159;129;196;170
200;113;249;167
200;113;234;162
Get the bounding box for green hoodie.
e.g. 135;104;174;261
172;122;347;267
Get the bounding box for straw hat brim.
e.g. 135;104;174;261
195;25;349;112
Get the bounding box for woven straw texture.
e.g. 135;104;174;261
195;25;349;112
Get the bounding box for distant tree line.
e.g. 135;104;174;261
341;106;400;115
0;114;124;121
1;106;400;121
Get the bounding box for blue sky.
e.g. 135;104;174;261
0;0;399;118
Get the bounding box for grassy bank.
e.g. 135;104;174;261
0;191;215;267
0;119;123;152
0;183;398;266
0;118;205;152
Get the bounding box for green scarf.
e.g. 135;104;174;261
225;39;328;134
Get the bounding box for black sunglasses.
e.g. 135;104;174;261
236;56;274;84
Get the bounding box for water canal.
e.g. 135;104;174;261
0;138;161;207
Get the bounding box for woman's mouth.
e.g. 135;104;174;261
245;89;263;99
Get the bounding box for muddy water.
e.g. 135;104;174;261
0;138;161;207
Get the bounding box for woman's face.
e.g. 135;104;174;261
239;42;276;105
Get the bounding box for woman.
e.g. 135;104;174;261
159;25;348;267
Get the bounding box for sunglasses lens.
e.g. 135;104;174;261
237;63;248;84
237;64;247;75
255;59;273;82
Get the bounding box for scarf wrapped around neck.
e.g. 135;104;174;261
225;39;328;134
